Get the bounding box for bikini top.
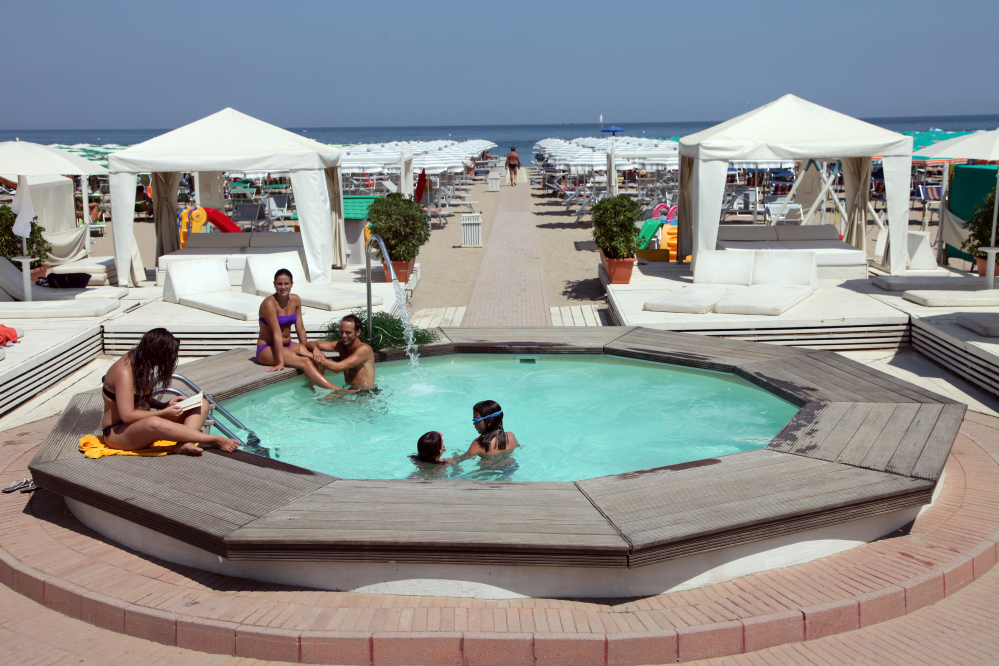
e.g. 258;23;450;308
259;314;297;327
101;375;149;404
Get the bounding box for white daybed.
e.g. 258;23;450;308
644;250;817;316
156;232;308;286
902;290;999;308
162;258;264;320
715;224;866;278
0;299;120;318
0;258;127;302
241;252;380;311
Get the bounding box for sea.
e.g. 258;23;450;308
2;115;998;152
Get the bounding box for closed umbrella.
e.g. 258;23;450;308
915;130;999;288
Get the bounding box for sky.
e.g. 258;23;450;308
6;0;998;130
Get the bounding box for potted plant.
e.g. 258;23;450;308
961;187;997;276
366;193;431;284
592;194;642;284
0;204;51;280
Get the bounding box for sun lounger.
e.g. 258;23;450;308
716;224;866;277
0;257;127;302
156;232;308;286
873;276;984;291
241;251;380;311
902;290;999;307
163;258;263;321
714;251;817;315
47;256;118;286
643;251;753;313
956;313;999;337
0;299;120;319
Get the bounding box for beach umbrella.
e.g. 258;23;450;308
0;141;107;301
602;126;624;137
915;130;999;287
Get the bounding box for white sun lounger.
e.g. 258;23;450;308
873;276;984;291
902;289;999;307
0;257;127;302
163;258;263;321
48;256;118;286
957;313;999;337
242;251;381;311
714;251;817;316
0;299;120;319
644;251;754;314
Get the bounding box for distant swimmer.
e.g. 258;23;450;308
506;147;521;186
299;314;377;393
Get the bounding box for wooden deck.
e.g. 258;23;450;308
28;328;963;569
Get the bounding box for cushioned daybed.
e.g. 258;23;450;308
716;224;866;278
156;232;308;286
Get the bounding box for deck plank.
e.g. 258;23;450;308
439;326;634;354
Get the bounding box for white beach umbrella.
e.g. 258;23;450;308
915;130;999;287
0;141;107;301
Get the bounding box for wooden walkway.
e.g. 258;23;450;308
26;327;962;570
463;184;551;326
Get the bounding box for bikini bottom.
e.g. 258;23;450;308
256;340;291;359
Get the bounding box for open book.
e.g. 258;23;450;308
174;393;204;412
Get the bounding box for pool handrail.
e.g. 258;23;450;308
364;234;398;340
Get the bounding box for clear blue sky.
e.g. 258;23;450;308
7;0;997;129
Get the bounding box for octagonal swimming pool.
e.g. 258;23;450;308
214;355;799;482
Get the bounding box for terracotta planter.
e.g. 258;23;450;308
599;248;636;284
976;256;998;277
382;259;416;284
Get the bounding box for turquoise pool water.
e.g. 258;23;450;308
214;355;799;482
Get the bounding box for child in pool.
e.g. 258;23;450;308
459;400;519;459
411;431;455;465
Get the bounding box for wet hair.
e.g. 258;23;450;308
414;431;444;463
341;314;362;334
473;399;507;452
127;328;180;397
274;268;293;282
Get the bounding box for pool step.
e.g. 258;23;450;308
410;306;466;328
549;304;608;326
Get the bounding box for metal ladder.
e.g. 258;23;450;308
151;374;267;455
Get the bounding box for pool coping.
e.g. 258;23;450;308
4;411;998;665
26;327;963;570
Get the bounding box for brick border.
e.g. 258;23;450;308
3;419;998;665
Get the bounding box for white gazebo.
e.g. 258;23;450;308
678;95;913;274
108;108;346;286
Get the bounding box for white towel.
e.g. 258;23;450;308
10;175;34;238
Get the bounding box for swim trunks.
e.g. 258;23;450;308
355;387;381;396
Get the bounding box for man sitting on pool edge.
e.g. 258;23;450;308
298;314;377;393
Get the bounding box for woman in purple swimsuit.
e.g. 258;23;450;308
256;268;351;391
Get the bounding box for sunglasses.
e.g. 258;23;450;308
472;410;503;424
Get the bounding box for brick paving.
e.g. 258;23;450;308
462;182;551;326
2;413;999;664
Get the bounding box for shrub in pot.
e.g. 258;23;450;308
0;204;51;272
592;194;642;284
961;186;998;276
367;193;431;283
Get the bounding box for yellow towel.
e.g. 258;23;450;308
78;435;178;458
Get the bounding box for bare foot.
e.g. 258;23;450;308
215;438;240;452
171;442;203;456
296;346;311;358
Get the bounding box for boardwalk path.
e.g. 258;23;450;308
462;182;551;326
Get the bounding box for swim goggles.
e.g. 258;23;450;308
473;410;502;424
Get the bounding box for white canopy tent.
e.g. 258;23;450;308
678;95;913;274
108;108;346;286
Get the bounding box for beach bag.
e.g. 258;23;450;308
48;273;91;289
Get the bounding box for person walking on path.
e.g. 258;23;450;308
506;147;521;186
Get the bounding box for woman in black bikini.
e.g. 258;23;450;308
256;268;350;391
101;328;238;455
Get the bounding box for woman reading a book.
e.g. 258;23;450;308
101;328;239;455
